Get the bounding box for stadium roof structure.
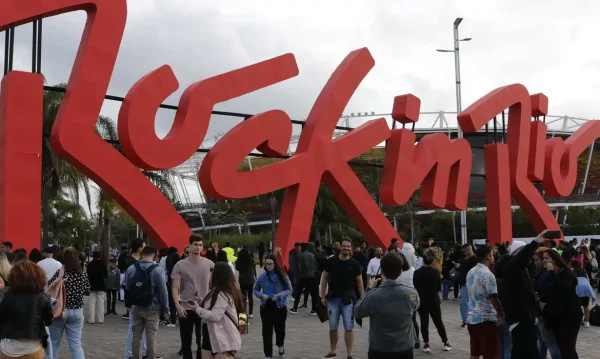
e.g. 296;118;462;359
170;111;600;209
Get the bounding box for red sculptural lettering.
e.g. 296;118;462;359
199;48;398;259
1;0;600;256
381;94;472;211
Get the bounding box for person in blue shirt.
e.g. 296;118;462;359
253;254;292;359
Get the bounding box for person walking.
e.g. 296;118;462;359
466;245;505;359
257;242;265;267
235;246;256;318
355;252;419;359
126;246;170;359
106;259;121;315
189;262;243;359
0;261;53;359
533;248;560;359
541;249;582;359
413;249;451;353
122;239;150;359
48;248;90;359
289;243;319;315
253;254;292;359
171;234;214;359
457;244;477;328
86;251;108;324
320;238;363;359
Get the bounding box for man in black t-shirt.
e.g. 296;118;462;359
320;238;363;359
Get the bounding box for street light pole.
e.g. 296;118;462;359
437;17;471;245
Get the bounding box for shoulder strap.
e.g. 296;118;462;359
57;266;65;281
225;308;238;327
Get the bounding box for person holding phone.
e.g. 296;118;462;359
540;246;582;359
253;254;292;359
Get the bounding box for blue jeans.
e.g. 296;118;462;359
45;326;53;359
460;285;468;323
537;317;561;359
125;308;146;358
327;297;354;331
442;279;452;299
49;308;85;359
499;322;512;359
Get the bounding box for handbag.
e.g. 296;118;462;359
46;267;66;319
315;301;328;323
226;310;248;335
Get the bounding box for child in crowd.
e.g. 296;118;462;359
106;258;120;315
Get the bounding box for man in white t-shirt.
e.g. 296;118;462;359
37;246;62;284
367;247;383;282
37;246;62;359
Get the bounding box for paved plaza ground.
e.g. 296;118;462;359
72;295;599;359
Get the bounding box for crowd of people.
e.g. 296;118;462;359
0;232;597;359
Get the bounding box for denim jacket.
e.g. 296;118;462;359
253;272;292;308
125;259;169;313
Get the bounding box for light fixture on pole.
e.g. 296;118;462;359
436;17;472;245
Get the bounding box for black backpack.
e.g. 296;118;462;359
128;263;157;307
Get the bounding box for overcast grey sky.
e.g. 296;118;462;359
6;0;600;205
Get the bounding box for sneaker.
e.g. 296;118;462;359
452;297;459;301
443;342;452;351
299;304;308;309
324;353;337;358
249;314;253;319
422;343;431;353
159;320;167;326
86;320;95;324
310;310;317;316
167;323;176;328
347;357;353;359
584;322;590;328
278;346;285;356
288;308;298;315
414;340;420;349
177;349;183;356
121;314;129;320
461;322;467;329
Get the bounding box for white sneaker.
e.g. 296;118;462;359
584;322;590;328
249;314;253;319
166;323;176;328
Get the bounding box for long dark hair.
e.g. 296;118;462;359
204;262;244;312
63;248;83;274
236;247;253;268
264;254;289;289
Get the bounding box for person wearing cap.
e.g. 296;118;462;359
497;232;547;359
37;246;62;287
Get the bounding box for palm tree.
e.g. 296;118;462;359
42;84;92;246
42;84;176;256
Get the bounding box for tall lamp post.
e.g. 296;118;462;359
436;17;471;245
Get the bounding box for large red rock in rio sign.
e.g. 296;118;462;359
1;0;600;262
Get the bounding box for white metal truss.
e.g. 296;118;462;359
168;111;598;205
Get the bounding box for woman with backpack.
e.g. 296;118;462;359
0;260;53;359
236;246;256;318
253;254;292;359
48;248;90;359
189;262;243;359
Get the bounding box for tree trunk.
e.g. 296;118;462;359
41;185;50;247
102;214;111;262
